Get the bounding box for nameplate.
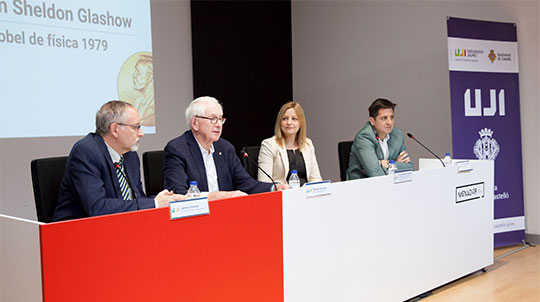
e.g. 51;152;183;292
169;197;209;220
456;182;484;203
456;160;473;173
305;180;331;198
393;170;412;184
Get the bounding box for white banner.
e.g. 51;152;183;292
448;37;518;73
494;216;525;234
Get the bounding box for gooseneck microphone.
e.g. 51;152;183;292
406;133;445;167
114;162;140;210
240;149;278;191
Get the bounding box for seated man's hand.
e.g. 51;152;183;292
396;151;411;163
229;190;248;198
275;183;289;191
154;189;186;208
379;159;389;169
208;190;247;200
170;193;186;201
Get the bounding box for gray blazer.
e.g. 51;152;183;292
347;122;413;179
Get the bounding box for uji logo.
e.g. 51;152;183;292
488;50;497;63
455;49;466;57
464;89;505;117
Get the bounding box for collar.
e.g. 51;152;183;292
379;134;390;143
105;141;122;164
195;137;215;155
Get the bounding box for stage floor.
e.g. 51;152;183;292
422;244;540;302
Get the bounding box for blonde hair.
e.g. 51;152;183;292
274;102;308;150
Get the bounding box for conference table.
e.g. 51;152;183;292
1;159;493;301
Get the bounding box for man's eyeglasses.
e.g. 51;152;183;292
117;123;142;130
195;115;227;125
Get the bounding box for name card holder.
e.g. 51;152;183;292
305;180;332;198
169;197;210;220
393;169;412;184
456;160;473;173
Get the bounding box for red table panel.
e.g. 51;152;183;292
40;192;283;302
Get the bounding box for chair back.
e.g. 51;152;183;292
337;141;353;181
143;150;164;197
30;156;68;223
240;146;261;179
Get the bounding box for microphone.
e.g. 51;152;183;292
406;133;445;167
240;149;278;191
114;162;140;210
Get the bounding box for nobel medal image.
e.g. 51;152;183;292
118;52;155;126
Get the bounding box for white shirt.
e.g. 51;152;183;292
378;135;389;160
195;140;220;192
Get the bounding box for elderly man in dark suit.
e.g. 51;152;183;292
53;101;183;221
163;96;288;195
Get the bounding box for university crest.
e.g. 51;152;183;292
473;128;500;160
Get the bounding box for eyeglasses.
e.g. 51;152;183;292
195;115;227;125
117;123;142;130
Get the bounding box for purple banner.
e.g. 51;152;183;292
447;17;525;247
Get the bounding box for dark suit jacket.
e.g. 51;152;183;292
346;122;414;179
52;133;154;221
163;130;273;194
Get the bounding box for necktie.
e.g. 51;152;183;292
115;158;130;200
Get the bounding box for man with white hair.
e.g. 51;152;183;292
53;100;183;221
163;96;288;195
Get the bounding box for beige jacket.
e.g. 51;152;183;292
257;136;323;185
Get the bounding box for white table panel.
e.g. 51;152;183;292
283;160;493;301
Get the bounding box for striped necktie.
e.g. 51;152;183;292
115;158;130;200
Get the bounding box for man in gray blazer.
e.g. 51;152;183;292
347;98;413;179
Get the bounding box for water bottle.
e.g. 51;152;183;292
443;153;452;167
187;181;200;198
288;170;300;189
388;160;397;175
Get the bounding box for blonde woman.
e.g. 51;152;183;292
258;102;322;186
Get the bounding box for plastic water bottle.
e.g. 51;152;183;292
187;181;200;198
288;170;300;189
443;153;452;167
388;160;397;175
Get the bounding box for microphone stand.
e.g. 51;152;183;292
240;149;278;191
407;133;445;167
